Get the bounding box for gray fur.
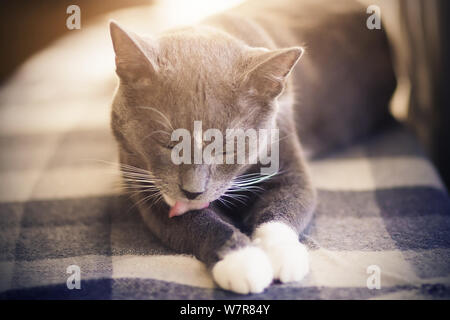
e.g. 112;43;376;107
109;0;395;267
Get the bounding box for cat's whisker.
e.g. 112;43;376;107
150;119;173;132
121;184;160;192
117;165;150;176
138;106;175;131
110;162;168;212
85;160;163;190
121;178;160;186
232;177;270;185
217;196;236;209
275;132;296;143
227;185;265;192
87;159;148;174
215;197;230;209
120;176;160;184
120;182;160;195
221;193;248;206
231;176;273;187
153;193;164;206
224;170;280;197
224;192;250;199
233;170;280;183
126;188;163;214
226;189;264;200
121;180;162;201
121;182;160;190
233;172;266;179
122;183;159;192
140;130;172;144
119;170;158;177
120;172;159;180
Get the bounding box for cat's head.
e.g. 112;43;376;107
109;21;302;216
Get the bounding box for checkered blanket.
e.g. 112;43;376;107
1;8;450;300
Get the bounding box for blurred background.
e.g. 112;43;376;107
0;0;449;187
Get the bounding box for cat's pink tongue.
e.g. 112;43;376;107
169;201;209;218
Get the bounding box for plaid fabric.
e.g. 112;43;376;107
1;11;450;300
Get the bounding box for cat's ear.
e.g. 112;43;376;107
242;47;303;99
109;20;158;83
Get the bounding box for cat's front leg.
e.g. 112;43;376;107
138;202;273;294
253;221;310;283
246;171;316;283
212;245;273;294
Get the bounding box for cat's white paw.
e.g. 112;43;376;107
212;246;273;294
262;240;309;283
253;222;309;283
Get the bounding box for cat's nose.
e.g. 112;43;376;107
180;187;204;200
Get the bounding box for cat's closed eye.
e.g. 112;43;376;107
150;134;177;150
162;142;176;150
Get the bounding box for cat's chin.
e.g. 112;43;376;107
167;200;210;218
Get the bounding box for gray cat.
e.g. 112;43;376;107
109;0;395;294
